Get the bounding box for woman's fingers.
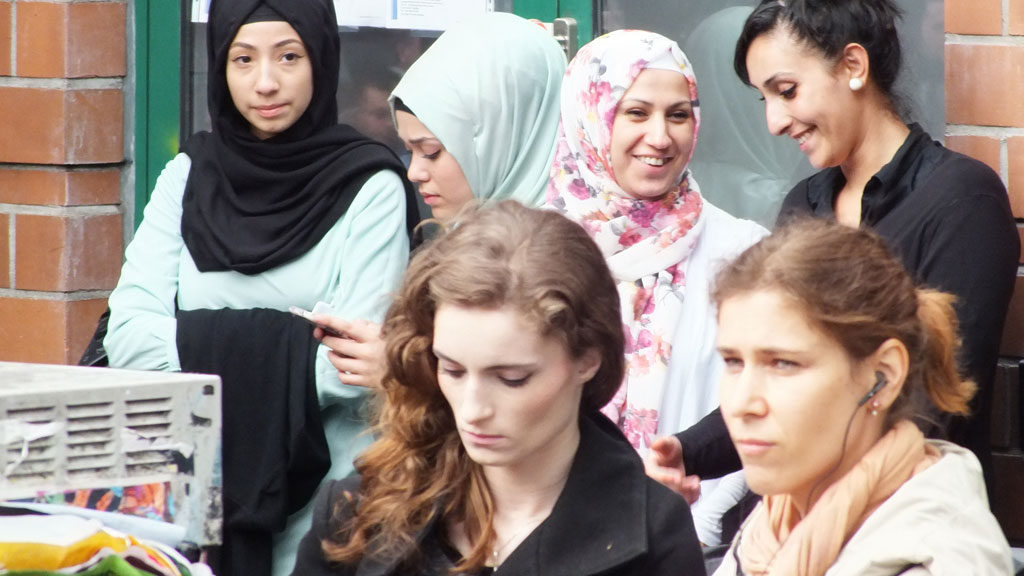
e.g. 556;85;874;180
644;435;702;503
327;350;373;388
315;317;386;388
649;435;684;467
343;319;382;343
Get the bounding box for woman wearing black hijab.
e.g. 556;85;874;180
104;1;417;574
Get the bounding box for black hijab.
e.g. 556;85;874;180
180;0;415;274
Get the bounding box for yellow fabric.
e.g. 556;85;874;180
738;420;936;576
0;530;132;571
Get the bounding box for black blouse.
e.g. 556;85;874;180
679;124;1019;490
780;123;1018;480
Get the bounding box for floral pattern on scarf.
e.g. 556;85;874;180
546;30;704;455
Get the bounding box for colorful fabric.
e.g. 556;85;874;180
546;30;704;453
0;515;189;575
390;12;565;207
0;515;132;571
8;554;151;576
27;483;174;523
736;420;934;576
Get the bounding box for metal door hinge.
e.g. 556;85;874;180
553;17;578;61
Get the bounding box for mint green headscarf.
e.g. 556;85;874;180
390;12;566;208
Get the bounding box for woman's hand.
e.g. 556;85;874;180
313;316;386;388
644;435;702;504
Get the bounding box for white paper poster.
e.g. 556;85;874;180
191;0;210;23
387;0;493;31
336;0;388;28
190;0;492;31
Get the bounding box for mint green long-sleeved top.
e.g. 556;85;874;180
105;152;409;574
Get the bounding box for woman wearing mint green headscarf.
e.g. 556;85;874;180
312;12;566;389
390;11;566;222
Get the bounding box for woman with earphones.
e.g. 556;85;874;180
710;219;1011;575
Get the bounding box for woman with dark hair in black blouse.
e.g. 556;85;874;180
646;0;1018;506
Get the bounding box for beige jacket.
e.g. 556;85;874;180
714;441;1013;575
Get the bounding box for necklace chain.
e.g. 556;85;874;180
489;517;545;569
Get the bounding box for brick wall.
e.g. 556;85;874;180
0;0;126;364
944;0;1024;356
945;0;1024;543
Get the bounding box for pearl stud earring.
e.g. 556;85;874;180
849;77;864;91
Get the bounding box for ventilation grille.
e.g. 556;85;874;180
3;396;179;483
66;401;117;481
4;406;58;483
124;396;177;476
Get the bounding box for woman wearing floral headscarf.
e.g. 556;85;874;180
546;29;765;545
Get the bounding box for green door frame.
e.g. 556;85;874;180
513;0;595;47
134;0;182;229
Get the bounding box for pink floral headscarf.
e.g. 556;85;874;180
546;30;704;454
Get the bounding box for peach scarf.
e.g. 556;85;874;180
737;420;938;576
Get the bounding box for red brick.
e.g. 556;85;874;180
1018;227;1024;265
0;297;108;364
946;44;1024;128
1001;275;1024;356
16;2;126;79
945;135;1001;175
0;87;124;164
0;2;12;77
0;214;8;288
67;2;126;78
1010;138;1024;219
0;168;121;206
65;90;124;164
0;298;67;363
16;2;67;78
946;0;1003;35
1012;0;1024;36
15;213;123;291
68;298;110;365
0;87;63;163
65;171;121;205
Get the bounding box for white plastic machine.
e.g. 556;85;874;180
0;361;221;547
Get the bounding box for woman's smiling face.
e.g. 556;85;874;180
744;29;863;169
609;69;696;200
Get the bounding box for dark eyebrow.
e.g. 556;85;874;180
405;136;442;146
717;346;804;356
230;38;304;50
760;72;794;92
620;98;693;109
433;349;538;372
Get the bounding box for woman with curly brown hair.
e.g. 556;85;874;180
291;201;705;575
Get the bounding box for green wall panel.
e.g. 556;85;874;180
512;0;557;21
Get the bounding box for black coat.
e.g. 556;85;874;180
177;308;330;576
292;413;706;576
